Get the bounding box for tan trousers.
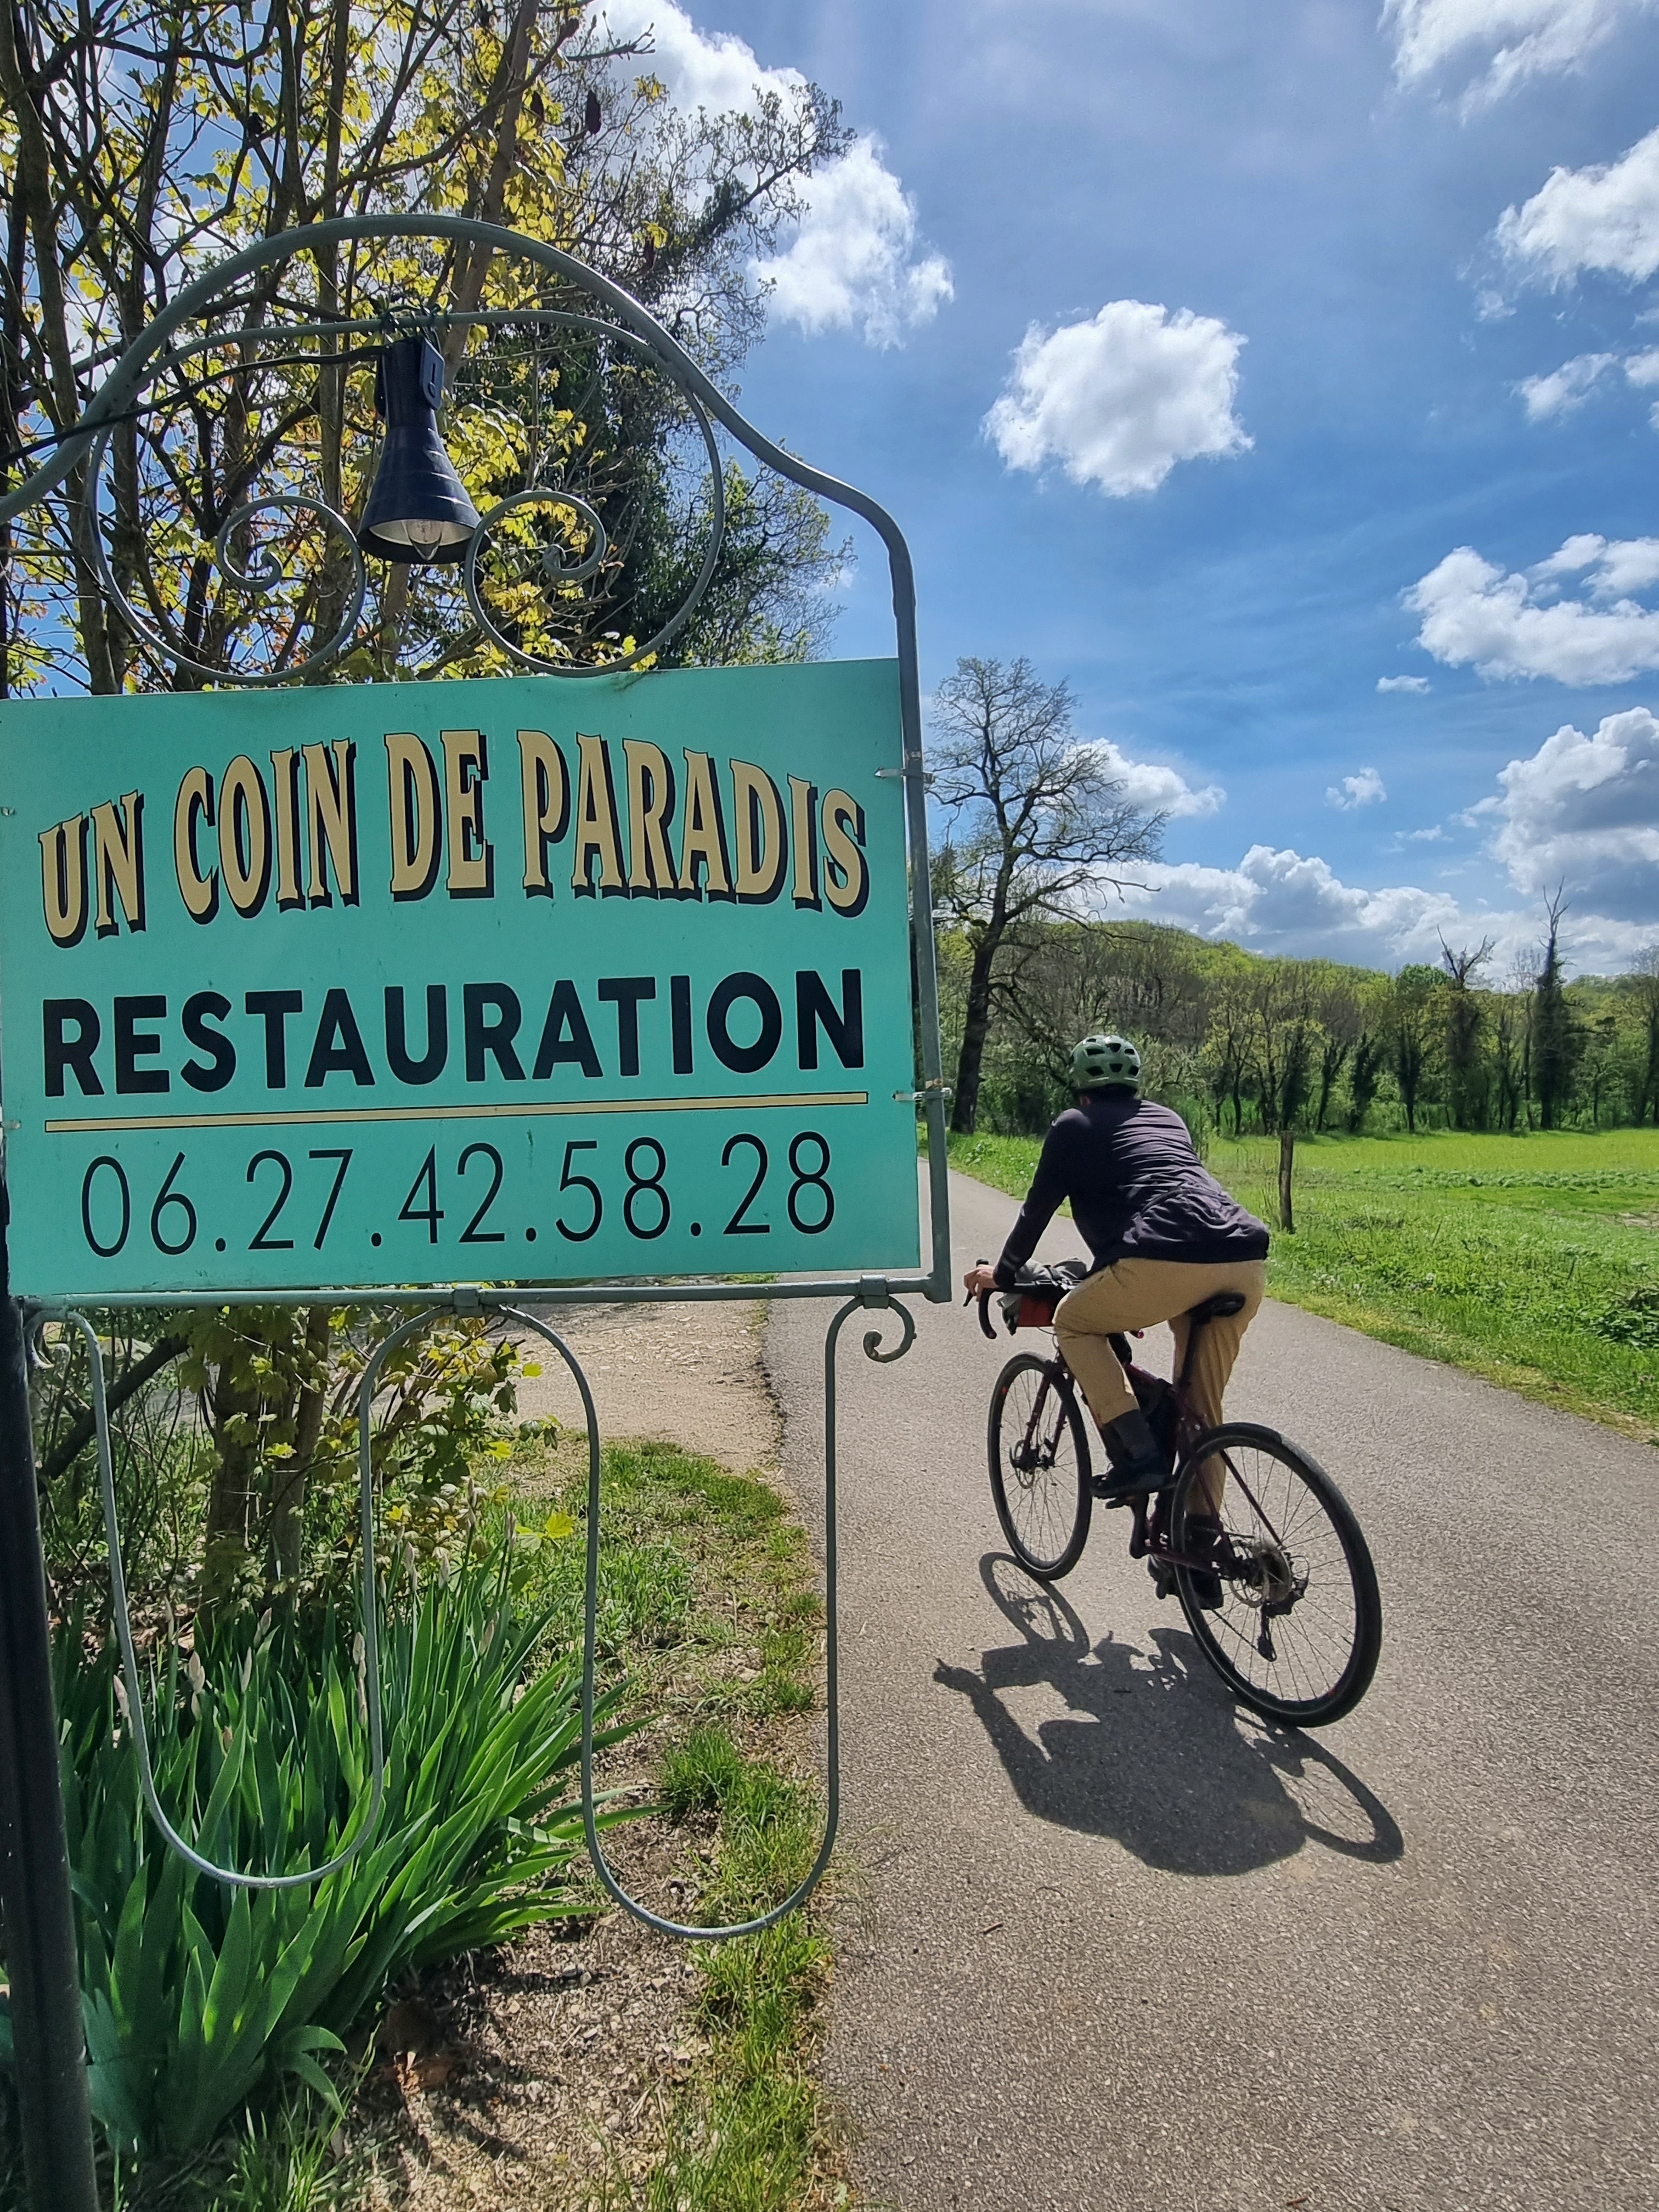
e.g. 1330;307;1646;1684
1053;1256;1267;1437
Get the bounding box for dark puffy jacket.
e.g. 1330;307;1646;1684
994;1090;1269;1288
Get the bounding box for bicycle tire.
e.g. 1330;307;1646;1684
1167;1422;1381;1728
988;1353;1092;1580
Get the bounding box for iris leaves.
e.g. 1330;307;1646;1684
31;1547;629;2156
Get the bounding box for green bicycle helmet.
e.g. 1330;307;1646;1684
1070;1032;1141;1091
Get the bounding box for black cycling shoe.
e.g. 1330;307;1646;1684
1180;1514;1226;1612
1090;1410;1171;1504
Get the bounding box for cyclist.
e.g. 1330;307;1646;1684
962;1034;1269;1502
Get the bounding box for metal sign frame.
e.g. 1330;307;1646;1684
0;217;952;2208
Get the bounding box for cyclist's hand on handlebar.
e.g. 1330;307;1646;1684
962;1261;998;1299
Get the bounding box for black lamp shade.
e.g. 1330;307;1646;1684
357;335;480;564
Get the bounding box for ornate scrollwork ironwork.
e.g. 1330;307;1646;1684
81;425;369;687
861;1298;918;1364
458;326;726;675
12;221;740;687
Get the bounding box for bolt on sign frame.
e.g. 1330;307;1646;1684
0;217;951;2208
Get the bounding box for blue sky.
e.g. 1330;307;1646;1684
604;0;1659;974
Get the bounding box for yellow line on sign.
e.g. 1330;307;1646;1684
44;1091;869;1135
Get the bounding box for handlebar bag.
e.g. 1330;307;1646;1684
999;1257;1090;1334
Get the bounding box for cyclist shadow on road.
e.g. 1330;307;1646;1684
933;1554;1403;1879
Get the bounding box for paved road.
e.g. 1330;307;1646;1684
767;1170;1658;2212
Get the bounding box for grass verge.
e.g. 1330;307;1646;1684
946;1125;1659;1441
609;1729;839;2212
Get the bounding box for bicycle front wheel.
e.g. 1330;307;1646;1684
988;1353;1092;1580
1168;1423;1381;1728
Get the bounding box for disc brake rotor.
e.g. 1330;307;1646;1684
1227;1536;1304;1611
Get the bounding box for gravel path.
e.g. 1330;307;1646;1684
766;1169;1659;2212
511;1296;778;1472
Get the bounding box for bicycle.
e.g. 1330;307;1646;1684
976;1265;1382;1728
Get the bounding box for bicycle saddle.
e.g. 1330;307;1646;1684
1186;1291;1246;1323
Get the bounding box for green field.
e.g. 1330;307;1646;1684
945;1126;1659;1441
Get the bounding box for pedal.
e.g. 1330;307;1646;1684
1148;1559;1176;1602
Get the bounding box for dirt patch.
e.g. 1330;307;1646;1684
509;1299;780;1474
346;1823;723;2209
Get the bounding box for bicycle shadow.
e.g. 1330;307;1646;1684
934;1554;1404;1879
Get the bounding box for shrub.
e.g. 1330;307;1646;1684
0;1540;631;2159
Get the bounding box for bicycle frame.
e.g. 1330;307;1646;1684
1008;1308;1290;1577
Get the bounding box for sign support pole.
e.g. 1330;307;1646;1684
0;1205;100;2212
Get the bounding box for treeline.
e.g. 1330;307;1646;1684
935;911;1659;1141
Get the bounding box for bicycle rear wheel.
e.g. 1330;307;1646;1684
988;1353;1092;1580
1167;1423;1381;1728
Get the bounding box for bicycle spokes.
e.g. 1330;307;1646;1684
1171;1426;1381;1726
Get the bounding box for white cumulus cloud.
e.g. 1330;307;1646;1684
1087;739;1224;820
1122;846;1466;963
601;3;950;347
1494;122;1659;287
601;0;803;108
1118;843;1644;972
1327;768;1389;810
1105;696;1659;972
1384;0;1652;107
1377;673;1431;693
1488;704;1659;917
1405;533;1659;683
753;139;952;346
984;301;1250;497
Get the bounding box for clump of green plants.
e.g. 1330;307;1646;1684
34;1308;550;1625
1591;1284;1659;1350
10;1536;631;2167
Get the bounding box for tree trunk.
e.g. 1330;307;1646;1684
950;934;1000;1134
37;1331;185;1487
268;1306;330;1587
1278;1128;1295;1234
202;1355;286;1615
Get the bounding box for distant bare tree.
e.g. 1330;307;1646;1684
929;657;1165;1132
1440;934;1496;1130
1531;888;1578;1130
1628;945;1659;1125
997;923;1207;1097
1248;966;1317;1136
1389;966;1442;1134
1204;975;1255;1136
1312;978;1363;1131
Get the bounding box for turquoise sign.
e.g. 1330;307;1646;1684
0;661;920;1296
